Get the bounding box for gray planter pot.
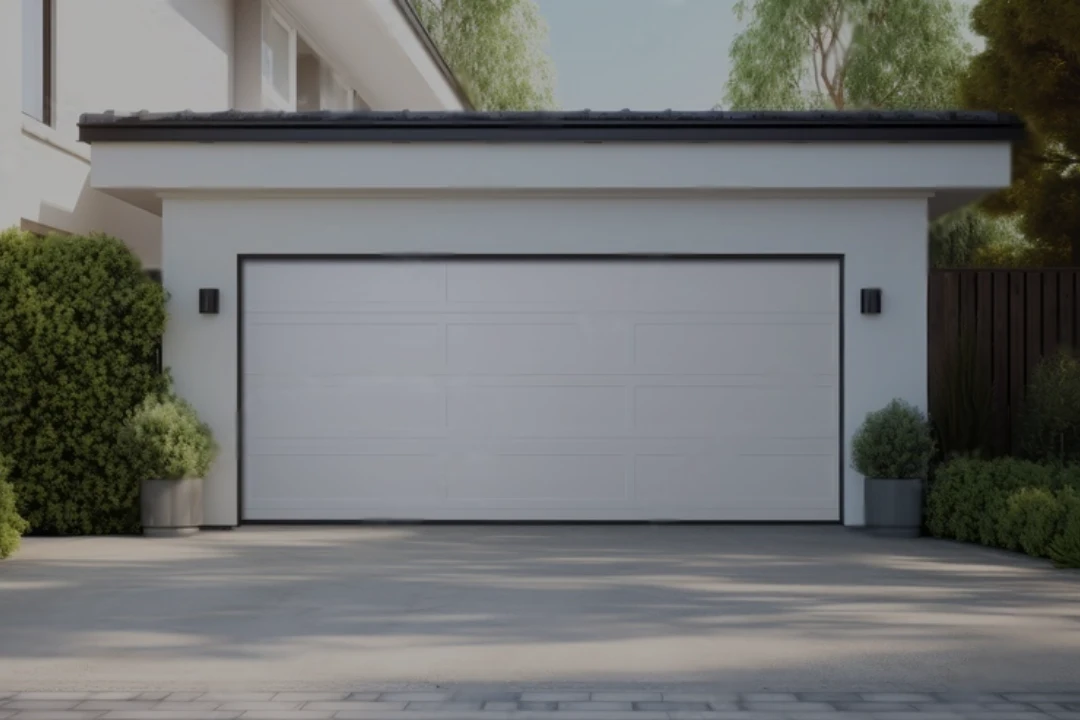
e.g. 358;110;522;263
864;477;923;538
140;477;203;537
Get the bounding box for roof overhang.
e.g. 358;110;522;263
78;110;1024;219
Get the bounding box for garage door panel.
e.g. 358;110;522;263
246;322;444;375
448;386;629;436
634;322;837;375
447;322;629;374
634;453;838;512
448;262;634;306
447;261;838;314
446;454;626;501
633;385;838;438
626;263;838;313
247;262;447;311
242;259;841;521
246;381;447;438
245;454;444;506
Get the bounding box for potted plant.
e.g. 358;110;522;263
852;399;935;537
120;393;217;537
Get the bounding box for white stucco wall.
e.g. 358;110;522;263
161;193;929;527
11;0;233;266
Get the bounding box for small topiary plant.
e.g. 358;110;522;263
119;393;218;481
0;455;29;559
1018;349;1080;464
852;399;935;480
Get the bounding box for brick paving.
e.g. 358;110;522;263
3;691;1080;719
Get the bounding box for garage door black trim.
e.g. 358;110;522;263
236;254;845;526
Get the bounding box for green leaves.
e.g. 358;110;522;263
724;0;970;111
119;393;217;481
413;0;556;110
961;0;1080;263
1018;349;1080;464
926;457;1080;567
0;456;29;559
851;399;935;479
0;229;167;535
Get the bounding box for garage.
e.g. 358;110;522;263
241;257;841;521
78;109;1023;527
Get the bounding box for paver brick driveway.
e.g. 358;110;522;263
1;526;1079;692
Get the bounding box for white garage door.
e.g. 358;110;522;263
242;258;840;521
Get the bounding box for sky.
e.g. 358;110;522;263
533;0;980;111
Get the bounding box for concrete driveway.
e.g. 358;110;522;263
1;526;1079;693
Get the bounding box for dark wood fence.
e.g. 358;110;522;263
928;269;1080;455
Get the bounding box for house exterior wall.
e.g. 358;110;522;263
161;193;929;528
3;0;463;267
8;0;234;267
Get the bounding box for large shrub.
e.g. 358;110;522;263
119;393;217;481
1018;349;1080;464
0;455;29;559
0;229;166;534
852;399;935;479
926;457;1080;567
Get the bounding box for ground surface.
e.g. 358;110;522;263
1;526;1079;696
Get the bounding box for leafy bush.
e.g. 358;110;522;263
1001;487;1064;557
1049;489;1080;568
852;399;935;479
926;457;1080;567
1018;349;1080;464
0;456;29;559
931;333;993;460
0;229;166;534
925;457;1052;545
119;393;217;480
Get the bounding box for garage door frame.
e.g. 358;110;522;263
236;253;845;525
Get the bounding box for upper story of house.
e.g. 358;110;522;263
6;0;466;151
0;0;466;264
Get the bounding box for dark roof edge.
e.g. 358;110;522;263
391;0;474;111
78;110;1026;144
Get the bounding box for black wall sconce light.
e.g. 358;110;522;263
199;288;220;315
860;288;882;315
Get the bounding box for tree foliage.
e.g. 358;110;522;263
723;0;971;110
414;0;556;111
928;207;1034;268
960;1;1080;264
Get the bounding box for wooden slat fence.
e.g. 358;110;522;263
929;269;1080;456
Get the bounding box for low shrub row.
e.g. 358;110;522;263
926;457;1080;567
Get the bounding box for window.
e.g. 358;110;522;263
319;65;351;111
22;0;52;124
261;7;293;102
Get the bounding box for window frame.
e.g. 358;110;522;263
22;0;54;126
261;3;295;109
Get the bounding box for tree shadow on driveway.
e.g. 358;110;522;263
1;525;1079;691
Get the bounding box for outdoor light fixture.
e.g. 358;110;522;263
860;288;882;315
199;288;220;315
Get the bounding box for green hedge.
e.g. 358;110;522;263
926;457;1080;567
0;229;166;534
0;455;28;558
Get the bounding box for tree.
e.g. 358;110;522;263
929;207;1032;268
960;1;1080;265
723;0;971;111
413;0;556;111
